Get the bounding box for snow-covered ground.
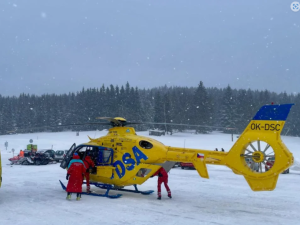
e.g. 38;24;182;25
1;130;300;225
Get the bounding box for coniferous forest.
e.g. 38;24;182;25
0;81;299;136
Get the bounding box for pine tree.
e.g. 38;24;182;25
191;81;211;133
154;91;164;130
220;85;238;133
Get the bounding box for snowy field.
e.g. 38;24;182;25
1;130;300;225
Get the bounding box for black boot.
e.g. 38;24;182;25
157;196;161;200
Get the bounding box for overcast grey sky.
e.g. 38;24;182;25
0;0;299;96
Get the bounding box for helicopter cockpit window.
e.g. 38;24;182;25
97;147;113;165
73;146;98;160
139;140;153;149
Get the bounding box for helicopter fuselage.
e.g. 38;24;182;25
83;127;167;186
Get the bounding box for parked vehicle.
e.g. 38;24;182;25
22;151;52;165
180;162;195;169
63;150;69;158
245;158;259;172
172;162;180;168
265;157;289;174
54;150;66;162
38;149;56;159
149;129;165;136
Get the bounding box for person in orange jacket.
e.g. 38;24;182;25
83;151;95;193
152;167;172;200
19;150;24;158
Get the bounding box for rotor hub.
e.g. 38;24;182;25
252;151;265;163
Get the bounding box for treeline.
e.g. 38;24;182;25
0;82;299;136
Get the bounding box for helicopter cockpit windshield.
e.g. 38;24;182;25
60;144;114;170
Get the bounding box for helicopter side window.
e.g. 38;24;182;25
136;168;152;177
97;147;113;165
139;140;153;149
103;150;111;162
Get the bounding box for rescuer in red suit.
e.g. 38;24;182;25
66;153;86;200
152;167;172;200
83;151;95;193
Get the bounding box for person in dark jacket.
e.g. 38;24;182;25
152;167;171;200
66;153;86;200
83;151;95;193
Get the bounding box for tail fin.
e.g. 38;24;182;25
224;104;294;191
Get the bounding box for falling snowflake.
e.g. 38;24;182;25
41;12;47;18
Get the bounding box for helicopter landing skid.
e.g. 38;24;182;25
88;182;154;195
59;180;122;199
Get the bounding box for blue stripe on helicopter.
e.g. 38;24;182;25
252;104;294;121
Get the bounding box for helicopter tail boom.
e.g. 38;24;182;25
166;147;227;179
166;104;294;191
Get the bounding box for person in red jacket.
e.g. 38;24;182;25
83;151;95;193
66;153;86;200
152;167;172;200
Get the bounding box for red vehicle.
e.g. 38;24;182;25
8;155;28;165
9;155;22;165
265;157;289;174
180;162;195;169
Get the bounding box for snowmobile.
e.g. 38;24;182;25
21;151;53;165
8;155;27;165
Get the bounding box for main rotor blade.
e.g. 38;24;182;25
7;122;111;133
137;122;236;130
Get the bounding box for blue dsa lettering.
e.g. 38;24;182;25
113;146;148;178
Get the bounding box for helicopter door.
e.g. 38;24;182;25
93;147;114;179
60;143;76;169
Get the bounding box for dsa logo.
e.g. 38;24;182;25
113;146;148;178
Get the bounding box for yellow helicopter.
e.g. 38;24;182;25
59;103;294;198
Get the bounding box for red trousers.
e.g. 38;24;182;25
85;172;90;191
157;178;171;197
